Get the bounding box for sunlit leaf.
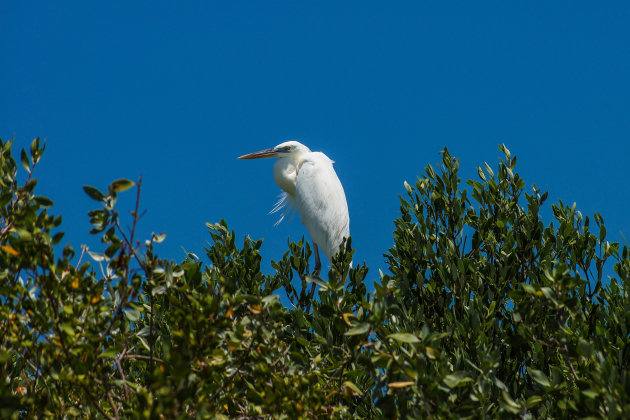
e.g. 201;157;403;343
109;178;135;193
443;372;473;388
387;333;420;344
2;245;19;256
343;381;363;396
388;381;415;388
87;250;106;262
345;323;370;336
529;368;551;387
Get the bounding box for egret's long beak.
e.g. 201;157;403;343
238;148;278;159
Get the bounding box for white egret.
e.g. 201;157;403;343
238;141;350;276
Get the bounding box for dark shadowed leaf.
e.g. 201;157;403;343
34;196;53;207
83;185;105;201
20;148;30;172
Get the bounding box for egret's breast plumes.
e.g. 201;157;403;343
273;158;297;196
269;158;298;225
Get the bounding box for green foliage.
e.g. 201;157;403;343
1;137;629;418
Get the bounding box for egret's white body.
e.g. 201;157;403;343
238;141;350;271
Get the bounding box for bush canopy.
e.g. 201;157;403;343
1;138;629;419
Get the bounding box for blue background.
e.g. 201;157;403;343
2;2;629;282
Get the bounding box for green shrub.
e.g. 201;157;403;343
1;138;628;418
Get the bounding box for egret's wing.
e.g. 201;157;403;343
294;153;350;260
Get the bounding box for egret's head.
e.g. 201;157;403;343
238;141;311;160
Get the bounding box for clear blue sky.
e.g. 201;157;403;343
2;2;629;283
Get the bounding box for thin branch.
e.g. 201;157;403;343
123;354;164;363
149;290;154;371
271;344;291;366
208;332;258;404
81;383;116;420
106;390;119;420
115;350;131;401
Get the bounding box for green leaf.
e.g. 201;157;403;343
0;349;12;363
343;381;363;396
582;389;598;399
87;250;107;262
83;185;105;201
484;162;494;177
34;196;54;207
66;407;81;416
138;336;150;351
306;275;329;291
513;311;522;323
521;283;536;294
577;338;594;357
100;349;118;359
493;376;508;392
262;294;279;305
404;180;412;194
477;166;486;181
104;242;121;258
526;395;543;408
540;287;554;299
387;381;414;388
24;178;37;192
425;346;439;359
30;137;40;158
503;144;511;160
387;333;420;344
501;391;521;413
124;309;141;322
136;327;151;337
60;323;75;338
16;227;32;240
345;323;370;336
443;372;473;388
152;285;167;296
109;178;135;193
20;148;30;172
529;368;551;387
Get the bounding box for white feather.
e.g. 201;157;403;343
269;192;296;226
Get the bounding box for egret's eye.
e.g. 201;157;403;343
284;146;291;151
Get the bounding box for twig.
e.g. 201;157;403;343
547;337;579;380
81;383;115;420
115;349;131;401
123;354;164;363
106;390;119;420
564;344;579;380
76;244;88;267
306;282;317;313
208;331;258;404
271;344;291;366
149;290;154;371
